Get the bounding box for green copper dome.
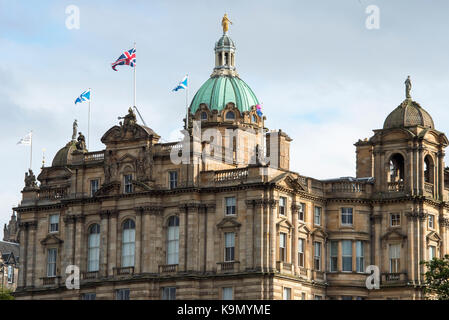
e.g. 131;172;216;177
190;76;259;114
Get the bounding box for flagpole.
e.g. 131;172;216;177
88;88;91;150
133;42;136;107
30;131;33;170
186;74;189;130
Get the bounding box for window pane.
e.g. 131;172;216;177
222;287;233;300
342;240;352;272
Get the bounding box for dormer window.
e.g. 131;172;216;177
124;174;133;194
225;111;235;120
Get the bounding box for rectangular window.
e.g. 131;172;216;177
49;214;59;233
116;288;130;300
222;287;233;300
283;287;291;300
169;171;178;189
82;293;96;300
314;242;321;271
342;296;353;300
224;232;235;262
301;292;306;300
279;197;286;215
389;244;400;273
162;287;176;300
7;265;13;283
225;197;236;215
47;248;57;277
279;233;287;262
314;295;322;300
90;179;99;197
341;208;353;226
429;215;435;229
314;207;322;226
342;240;353;272
124;174;133;193
298;238;305;267
298;203;305;222
429;245;436;260
329;241;338;272
356;241;365;273
390;213;401;227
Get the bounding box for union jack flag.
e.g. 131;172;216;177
111;47;136;71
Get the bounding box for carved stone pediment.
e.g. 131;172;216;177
40;234;64;246
298;224;311;236
311;228;328;239
272;173;308;192
276;217;293;230
101;123;159;144
381;229;407;248
426;231;442;245
94;181;121;196
216;217;241;230
38;167;72;183
132;180;153;192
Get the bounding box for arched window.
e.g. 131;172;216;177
424;155;434;183
252;115;257;123
389;154;405;182
87;224;100;272
167;216;179;265
122;219;135;267
225;111;235;120
201;112;208;121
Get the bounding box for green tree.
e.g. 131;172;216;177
421;254;449;300
0;289;14;300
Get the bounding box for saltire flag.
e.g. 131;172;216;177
172;75;188;92
74;89;91;105
17;132;32;145
111;48;136;71
256;104;263;117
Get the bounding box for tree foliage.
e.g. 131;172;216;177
421;254;449;300
0;289;14;300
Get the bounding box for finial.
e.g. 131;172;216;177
42;148;46;168
405;75;412;99
222;13;232;34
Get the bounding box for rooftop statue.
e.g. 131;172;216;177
118;107;138;136
76;132;87;151
222;13;232;34
405;75;412;99
24;169;37;189
72;119;78;141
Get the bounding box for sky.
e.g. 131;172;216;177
2;0;449;233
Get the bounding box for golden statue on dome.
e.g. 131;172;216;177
222;13;232;33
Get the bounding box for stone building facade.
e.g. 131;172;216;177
13;25;449;300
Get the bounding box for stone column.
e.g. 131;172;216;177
254;200;264;271
108;211;118;275
405;212;416;284
438;151;445;200
269;199;277;272
419;213;427;283
372;214;382;269
99;211;110;277
186;203;200;272
63;215;76;276
292;204;298;275
205;204;216;272
178;205;187;272
407;147;414;194
17;223;28;288
74;215;85;271
141;209;152;273
27;221;37;288
134;208;143;274
418;146;424;195
245;200;255;270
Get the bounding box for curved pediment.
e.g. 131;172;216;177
38;167;72;182
101;123;160;145
94;181;121;197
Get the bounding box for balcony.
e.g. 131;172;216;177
42;276;60;286
38;187;69;200
217;261;240;273
388;181;404;192
215;168;248;183
298;267;308;277
424;182;434;197
158;264;178;274
276;261;293;274
82;271;99;280
83;151;105;162
382;273;407;284
113;266;134;276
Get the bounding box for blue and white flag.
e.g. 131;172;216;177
17;131;32;145
172;75;188;92
74;89;91;105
